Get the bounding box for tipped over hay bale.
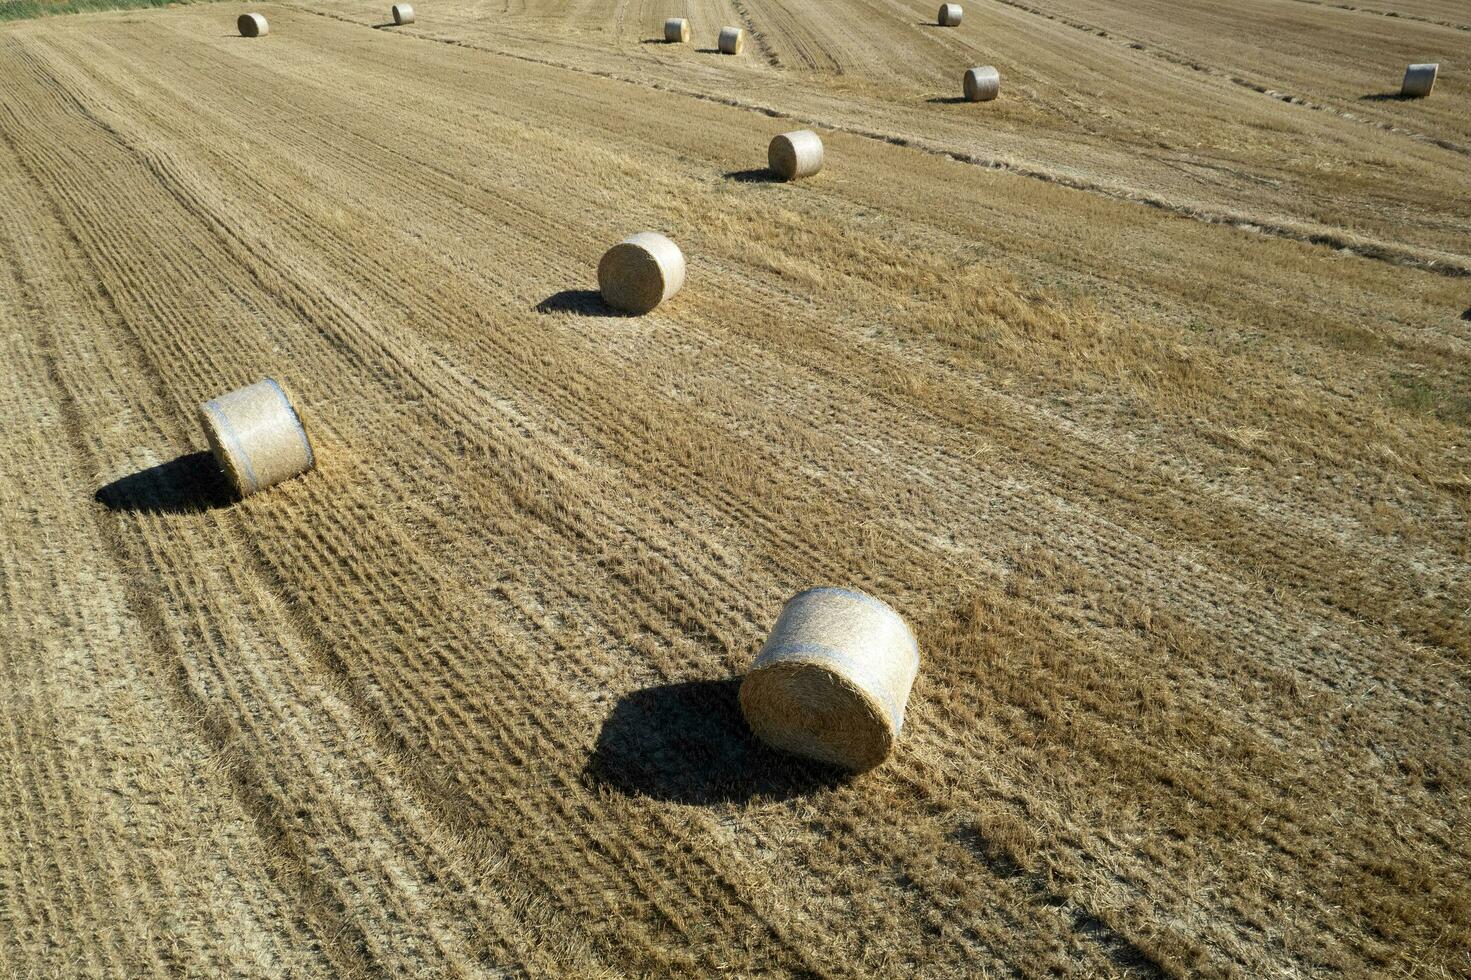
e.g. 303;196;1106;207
238;13;268;37
964;65;1000;102
597;232;686;315
768;130;823;181
200;379;315;498
740;587;920;771
718;26;745;55
664;17;689;42
937;3;962;26
392;3;414;24
1402;63;1439;98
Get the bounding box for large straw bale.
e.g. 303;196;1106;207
392;3;415;24
238;13;268;37
199;379;315;498
664;17;689;42
740;587;921;771
964;65;1000;102
768;130;824;181
937;3;962;26
718;26;745;55
597;232;685;315
1402;63;1439;98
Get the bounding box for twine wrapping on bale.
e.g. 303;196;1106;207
964;65;1000;102
597;232;686;315
768;130;823;181
664;17;689;42
199;378;315;498
238;13;268;37
740;587;921;771
392;3;415;24
1402;63;1439;98
937;3;962;26
718;26;745;55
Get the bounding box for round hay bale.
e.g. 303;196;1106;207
768;129;824;181
664;17;689;42
964;65;1000;102
238;13;269;37
392;3;415;24
1402;63;1439;98
937;3;962;26
740;587;921;771
718;26;745;55
597;232;686;315
200;378;315;498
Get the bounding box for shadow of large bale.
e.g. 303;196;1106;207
95;451;233;514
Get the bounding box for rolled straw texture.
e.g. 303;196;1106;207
964;65;1000;102
238;13;268;37
597;232;686;314
740;587;920;771
392;3;415;24
199;378;315;498
1402;63;1438;97
768;130;824;181
718;26;745;55
664;17;689;42
938;3;962;26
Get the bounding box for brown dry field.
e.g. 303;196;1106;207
1;0;1468;975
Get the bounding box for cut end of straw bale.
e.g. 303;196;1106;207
392;3;415;24
664;17;689;42
597;232;686;315
199;378;315;499
1402;63;1438;98
740;587;921;771
238;13;268;37
964;65;1000;102
768;130;824;181
718;26;745;55
938;3;962;26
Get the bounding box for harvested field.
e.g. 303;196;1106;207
0;0;1467;976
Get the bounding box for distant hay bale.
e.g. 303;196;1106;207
597;232;686;315
768;129;824;181
718;26;745;55
739;587;921;771
392;3;414;24
200;379;315;498
937;3;962;26
664;17;689;42
1402;63;1439;98
964;65;1000;102
237;13;268;37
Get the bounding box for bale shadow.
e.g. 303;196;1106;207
1360;91;1415;102
585;678;850;805
640;37;675;43
372;22;397;29
724;168;782;183
927;96;970;104
95;451;234;514
1462;306;1471;322
535;289;625;317
695;46;721;54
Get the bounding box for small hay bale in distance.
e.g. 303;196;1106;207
238;13;268;37
740;587;921;771
768;129;824;181
937;3;962;26
392;3;415;24
718;26;745;55
1402;63;1439;98
597;232;686;315
964;65;1000;102
664;17;689;42
200;378;315;498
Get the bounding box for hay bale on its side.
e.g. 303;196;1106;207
664;17;689;42
937;3;962;26
964;65;1000;102
200;378;315;498
768;129;824;181
740;587;921;771
718;26;745;55
597;232;686;314
392;3;415;24
237;13;269;37
1402;63;1439;98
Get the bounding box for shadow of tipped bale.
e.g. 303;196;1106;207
1359;91;1416;102
585;678;850;805
95;451;234;514
723;168;783;184
534;289;626;317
